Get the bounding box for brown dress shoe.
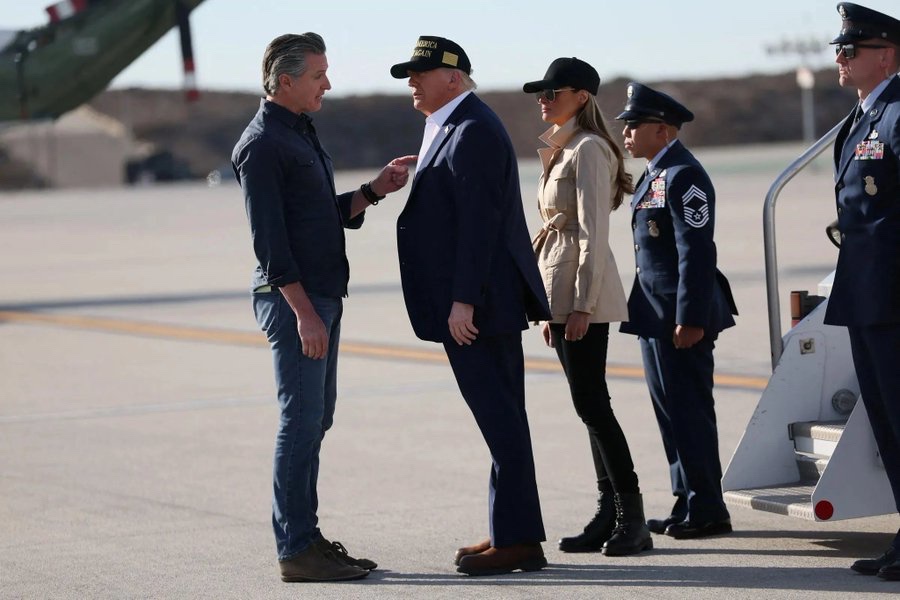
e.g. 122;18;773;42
456;543;547;576
279;543;369;582
454;538;491;566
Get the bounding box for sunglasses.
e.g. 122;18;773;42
624;119;664;130
834;43;889;59
535;88;574;102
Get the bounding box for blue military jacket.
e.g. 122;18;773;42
825;75;900;327
620;140;736;339
396;93;551;343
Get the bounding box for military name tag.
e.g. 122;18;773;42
637;176;667;209
855;140;884;160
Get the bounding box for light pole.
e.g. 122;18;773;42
765;37;830;145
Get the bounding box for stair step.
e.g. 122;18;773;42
789;420;846;459
789;420;846;442
724;484;817;520
796;455;829;480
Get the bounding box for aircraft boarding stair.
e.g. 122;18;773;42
721;124;896;522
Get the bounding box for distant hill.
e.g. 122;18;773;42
88;68;858;177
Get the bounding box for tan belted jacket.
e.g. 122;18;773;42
532;119;628;324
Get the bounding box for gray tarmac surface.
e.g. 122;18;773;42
2;143;899;598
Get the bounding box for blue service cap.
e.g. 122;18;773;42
832;3;900;46
615;82;694;128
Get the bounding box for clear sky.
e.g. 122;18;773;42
2;0;898;96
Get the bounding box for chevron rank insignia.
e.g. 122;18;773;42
682;185;709;228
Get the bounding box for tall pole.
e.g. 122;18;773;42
797;67;816;145
765;37;829;145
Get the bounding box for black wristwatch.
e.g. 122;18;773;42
360;182;385;205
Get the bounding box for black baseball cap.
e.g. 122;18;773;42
615;82;694;128
390;36;471;78
832;2;900;46
523;57;600;95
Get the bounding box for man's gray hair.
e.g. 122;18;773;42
262;32;326;95
459;70;478;91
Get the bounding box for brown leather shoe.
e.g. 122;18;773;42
279;543;369;582
456;543;547;576
454;538;491;566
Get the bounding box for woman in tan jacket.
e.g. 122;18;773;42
524;58;651;556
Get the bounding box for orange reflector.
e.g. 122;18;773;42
815;500;834;520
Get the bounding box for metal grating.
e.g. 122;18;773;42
724;484;817;520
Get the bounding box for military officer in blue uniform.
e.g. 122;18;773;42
822;2;900;581
616;83;737;540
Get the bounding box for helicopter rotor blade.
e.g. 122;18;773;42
175;0;199;102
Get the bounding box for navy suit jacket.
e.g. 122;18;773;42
620;140;736;339
397;93;551;343
825;75;900;327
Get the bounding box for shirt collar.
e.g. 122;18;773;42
426;90;472;127
860;74;897;113
647;139;678;173
538;117;579;150
260;98;304;128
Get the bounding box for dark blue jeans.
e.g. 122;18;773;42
253;290;342;560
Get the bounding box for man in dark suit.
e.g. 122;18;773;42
616;83;737;540
823;2;900;581
390;36;551;576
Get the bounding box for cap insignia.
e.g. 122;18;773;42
442;51;458;67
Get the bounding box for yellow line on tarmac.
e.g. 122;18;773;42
0;310;768;391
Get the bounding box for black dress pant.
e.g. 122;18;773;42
848;324;900;526
550;322;639;494
444;332;546;546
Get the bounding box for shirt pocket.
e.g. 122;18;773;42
545;162;575;213
285;152;336;219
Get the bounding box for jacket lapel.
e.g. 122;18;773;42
836;98;887;184
631;141;682;212
409;93;477;196
836;76;899;183
411;122;455;190
631;170;652;211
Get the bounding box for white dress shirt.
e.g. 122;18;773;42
416;90;472;173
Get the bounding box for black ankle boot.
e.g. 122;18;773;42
559;492;616;552
601;493;653;556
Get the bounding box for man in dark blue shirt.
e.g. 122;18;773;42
231;32;413;583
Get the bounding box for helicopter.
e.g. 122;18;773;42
0;0;205;122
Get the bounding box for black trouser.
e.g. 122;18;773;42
848;324;900;524
639;335;729;523
444;332;546;546
550;322;639;494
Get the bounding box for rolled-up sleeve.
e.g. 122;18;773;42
233;137;300;287
336;191;365;229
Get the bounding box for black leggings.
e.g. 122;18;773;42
550;322;640;494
